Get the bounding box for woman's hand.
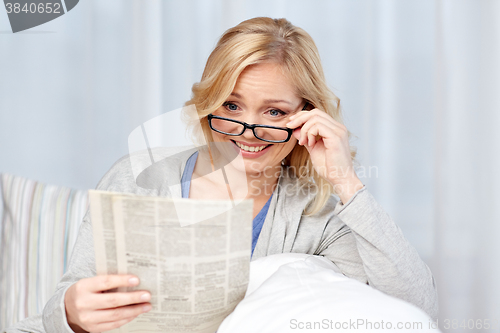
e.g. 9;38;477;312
286;108;364;203
64;275;152;333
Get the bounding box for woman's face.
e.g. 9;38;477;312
211;62;303;177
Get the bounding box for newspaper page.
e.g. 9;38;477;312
89;190;253;333
90;190;120;276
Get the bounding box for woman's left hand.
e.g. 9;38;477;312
286;108;364;203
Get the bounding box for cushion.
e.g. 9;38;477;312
218;253;440;333
0;174;88;329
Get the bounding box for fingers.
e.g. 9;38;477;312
287;109;349;147
306;123;331;149
301;121;327;146
65;275;152;332
287;109;340;129
91;317;137;333
88;302;152;329
78;303;150;333
291;111;346;132
83;274;140;293
308;128;319;148
91;290;151;310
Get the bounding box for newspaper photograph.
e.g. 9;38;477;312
89;190;253;333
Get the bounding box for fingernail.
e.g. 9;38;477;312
129;277;139;285
141;293;151;301
143;305;152;312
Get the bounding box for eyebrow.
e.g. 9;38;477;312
230;92;293;105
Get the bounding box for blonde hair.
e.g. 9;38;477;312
184;17;356;216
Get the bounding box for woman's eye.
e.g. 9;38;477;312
223;102;238;111
269;109;285;117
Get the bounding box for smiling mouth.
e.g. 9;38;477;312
230;140;272;152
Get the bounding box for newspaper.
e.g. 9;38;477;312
89;190;253;333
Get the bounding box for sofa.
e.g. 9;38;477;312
0;173;88;330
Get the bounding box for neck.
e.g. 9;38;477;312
193;150;281;200
244;164;281;198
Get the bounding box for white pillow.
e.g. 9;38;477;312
218;254;440;333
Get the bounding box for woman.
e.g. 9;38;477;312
6;17;438;333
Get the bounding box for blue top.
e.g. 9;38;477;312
180;151;272;256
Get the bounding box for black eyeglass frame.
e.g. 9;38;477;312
207;102;311;143
207;114;293;143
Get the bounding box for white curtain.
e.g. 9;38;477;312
433;0;500;323
1;0;499;329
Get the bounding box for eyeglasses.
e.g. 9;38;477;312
207;114;294;143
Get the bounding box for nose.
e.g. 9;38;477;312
241;114;261;125
241;126;257;141
238;115;261;141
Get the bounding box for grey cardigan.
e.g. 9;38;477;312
5;148;438;332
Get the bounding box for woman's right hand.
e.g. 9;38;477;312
64;275;152;333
